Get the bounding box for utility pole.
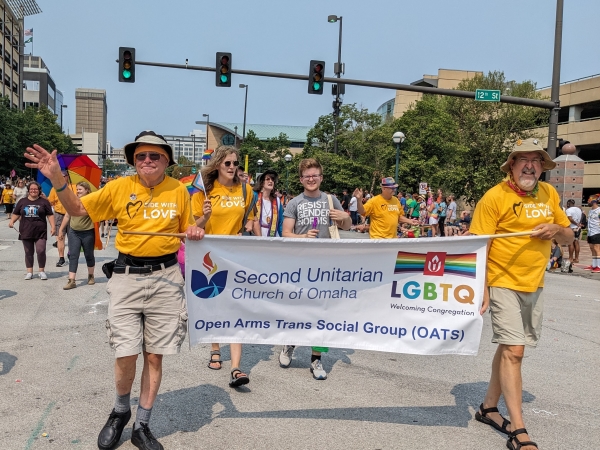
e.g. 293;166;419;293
547;0;564;158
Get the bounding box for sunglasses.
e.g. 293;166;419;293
135;152;163;162
223;160;240;167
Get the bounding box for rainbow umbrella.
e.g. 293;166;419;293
37;154;102;196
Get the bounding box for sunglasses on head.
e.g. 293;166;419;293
223;160;240;167
135;152;163;162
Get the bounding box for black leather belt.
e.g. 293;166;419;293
113;257;178;274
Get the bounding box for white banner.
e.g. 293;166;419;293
185;236;487;355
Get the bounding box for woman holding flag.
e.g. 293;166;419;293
252;169;284;237
192;145;256;387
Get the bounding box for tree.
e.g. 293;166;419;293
102;158;117;176
0;97;78;178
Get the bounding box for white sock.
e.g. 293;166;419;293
593;258;599;268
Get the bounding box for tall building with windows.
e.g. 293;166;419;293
22;55;63;126
1;0;41;108
75;88;107;158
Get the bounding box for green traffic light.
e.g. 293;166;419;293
313;82;321;91
220;74;228;84
122;70;131;79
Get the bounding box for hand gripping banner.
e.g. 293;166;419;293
185;236;488;355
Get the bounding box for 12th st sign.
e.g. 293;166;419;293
475;89;501;102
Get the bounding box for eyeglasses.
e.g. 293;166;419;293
135;152;163;162
302;174;322;180
223;160;240;167
515;157;543;166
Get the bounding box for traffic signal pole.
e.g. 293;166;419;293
547;0;564;158
130;59;555;110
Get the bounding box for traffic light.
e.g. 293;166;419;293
308;60;325;94
118;47;135;83
216;52;232;87
332;99;342;117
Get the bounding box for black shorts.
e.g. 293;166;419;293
588;233;600;245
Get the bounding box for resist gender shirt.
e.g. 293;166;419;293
470;181;570;292
192;180;255;235
81;175;193;257
362;194;404;239
284;191;343;238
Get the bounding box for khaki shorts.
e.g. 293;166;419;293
105;264;188;358
489;287;544;347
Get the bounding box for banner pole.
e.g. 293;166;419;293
488;231;535;239
122;230;187;238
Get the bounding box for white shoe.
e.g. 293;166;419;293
310;358;327;380
39;272;48;280
279;345;295;368
24;273;33;280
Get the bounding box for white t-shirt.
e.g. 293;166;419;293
349;196;358;212
587;207;600;237
566;206;582;229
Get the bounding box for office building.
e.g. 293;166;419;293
70;131;100;165
164;130;207;166
1;0;42;108
75;88;107;158
105;142;126;165
22;55;64;126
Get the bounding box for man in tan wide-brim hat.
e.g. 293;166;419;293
469;137;573;450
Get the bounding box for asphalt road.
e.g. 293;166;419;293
1;222;598;449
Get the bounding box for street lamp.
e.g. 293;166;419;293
257;158;263;182
195;114;210;158
328;14;343;154
392;131;406;185
239;84;248;141
284;153;292;193
60;104;68;132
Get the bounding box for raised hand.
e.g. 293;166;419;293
353;188;363;199
24;144;62;181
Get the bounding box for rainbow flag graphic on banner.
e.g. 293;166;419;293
394;251;477;278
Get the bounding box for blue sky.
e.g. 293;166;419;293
24;0;600;148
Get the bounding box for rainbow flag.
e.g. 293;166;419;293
179;174;200;195
394;251;477;278
202;149;214;160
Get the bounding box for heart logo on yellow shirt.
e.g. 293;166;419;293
512;202;523;218
126;200;143;219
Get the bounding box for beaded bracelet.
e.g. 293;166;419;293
55;182;68;193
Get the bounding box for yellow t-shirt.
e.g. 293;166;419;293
470;181;570;292
192;181;255;235
363;194;404;239
2;188;15;204
80;175;193;257
48;185;77;215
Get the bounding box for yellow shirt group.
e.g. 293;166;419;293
192;180;255;235
81;175;193;257
470;181;570;292
362;194;405;239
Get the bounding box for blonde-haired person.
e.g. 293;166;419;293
191;145;255;388
59;181;97;289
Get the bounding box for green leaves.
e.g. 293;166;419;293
0;98;78;178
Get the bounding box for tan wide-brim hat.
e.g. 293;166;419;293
124;130;176;166
500;138;556;173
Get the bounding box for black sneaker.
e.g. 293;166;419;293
131;423;164;450
56;258;67;267
97;408;131;450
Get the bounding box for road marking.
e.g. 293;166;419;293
25;401;55;450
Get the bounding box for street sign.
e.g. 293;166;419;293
475;89;501;102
